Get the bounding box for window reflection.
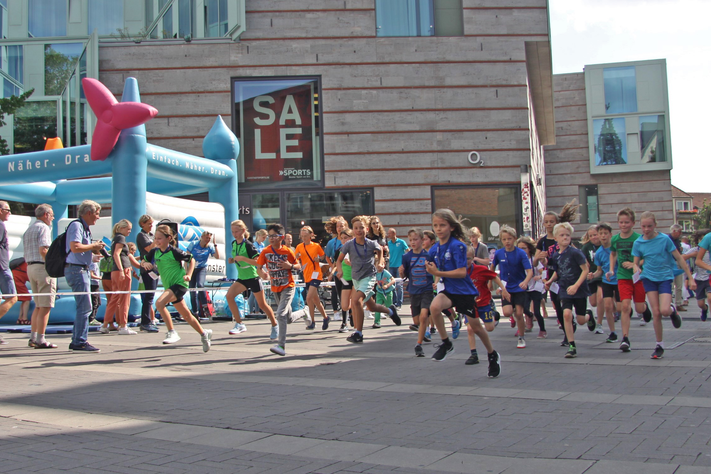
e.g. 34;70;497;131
603;66;637;114
594;118;627;166
28;0;66;37
88;0;124;35
639;115;666;163
205;0;228;37
376;0;434;37
44;43;83;96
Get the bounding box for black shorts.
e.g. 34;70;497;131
441;291;477;318
340;279;353;290
561;297;587;316
588;280;601;293
410;291;434;315
305;279;322;289
601;282;620;302
502;291;527;308
169;284;188;303
237;277;264;294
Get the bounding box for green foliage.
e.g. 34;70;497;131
44;46;79;96
0;89;35;155
694;200;711;230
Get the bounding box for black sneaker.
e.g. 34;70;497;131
670;305;682;328
338;322;349;333
431;340;454;361
642;305;652;323
431;326;437;335
565;346;577;358
322;318;330;330
560;338;569;347
346;332;363;343
620;337;631;352
415;345;425;357
389;305;401;326
465;353;479;365
409;324;419;331
587;313;597;332
606;332;618;343
487;351;501;378
306;321;316;330
651;345;664;359
69;342;100;352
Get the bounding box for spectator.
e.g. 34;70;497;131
0;200;18;344
386;228;409;308
136;214;159;332
11;259;31;325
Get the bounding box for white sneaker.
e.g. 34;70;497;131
163;330;180;344
201;329;212;353
229;323;247;335
270;344;286;356
332;313;342;321
270;325;278;340
302;307;311;323
594;324;605;334
118;327;137;335
517;337;526;349
639;319;646;326
99;326;110;334
365;310;374;319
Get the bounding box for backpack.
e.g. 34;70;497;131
45;219;81;278
99;254;113;274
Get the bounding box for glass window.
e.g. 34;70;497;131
639;115;666;163
159;0;173;38
433;0;463;36
44;43;83;96
0;1;8;40
433;186;519;247
28;0;67;37
88;0;124;35
205;0;228;37
593;118;627;166
676;201;690;211
13;100;58;154
603;66;637;114
285;190;373;244
579;185;599;224
178;0;195;39
7;45;23;83
376;0;434;37
251;193;280;231
233;76;323;190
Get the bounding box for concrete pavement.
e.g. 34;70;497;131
1;302;711;473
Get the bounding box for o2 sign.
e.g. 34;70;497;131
468;151;483;166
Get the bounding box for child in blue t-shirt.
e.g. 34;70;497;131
491;225;532;350
402;228;435;356
373;269;395;328
187;231;219;319
592;222;620;342
425;209;500;378
632;212;695;360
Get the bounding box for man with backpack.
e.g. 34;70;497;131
23;203;57;349
65;200;106;352
0;201;18;344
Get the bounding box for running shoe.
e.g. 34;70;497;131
322;317;330;330
525;314;534;331
423;333;431;343
270;344;286;356
338;323;349;333
565;346;577;358
68;342;100;352
651;345;664;359
639;318;646;326
594;324;605;335
425;328;431;340
409;324;419;331
306;321;316;330
431;326;437;335
99;326;110;334
452;320;461;340
670;305;683;328
560;338;569;347
509;316;516;328
346;332;363;343
140;324;160;333
537;330;547;339
517;337;526;349
487;351;501;378
606;332;618;343
465;353;479;365
229;323;247;335
431;340;454;361
163;330;180;344
642;305;652;323
702;305;709;322
201;329;212;353
620;337;631;352
372;323;381;329
614;312;620;322
270;325;278;340
415;345;425;357
587;314;597;332
118;327;137;335
389;305;401;326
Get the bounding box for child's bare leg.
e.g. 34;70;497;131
174;300;205;335
226;283;245;324
351;291;366;331
470;317;494;353
429;294;450;339
563;309;575;343
255;291;277;326
156;292;175;331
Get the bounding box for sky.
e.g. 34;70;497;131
548;0;711;193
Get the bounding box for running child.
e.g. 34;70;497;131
607;208;652;352
373;267;395;329
401;228;434;357
581;225;604;334
517;236;546;338
491;225;532;349
544;222;593;358
225;220;278;339
336;216;400;343
693;230;711;322
591;223;621;342
336;229;354;333
295;225;331;330
425;209;501;377
632;212;695;359
141;224;212;351
464;245;510;365
257;224;301;356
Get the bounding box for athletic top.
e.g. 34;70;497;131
375;269;394;294
257;245;297;292
594;245;618;285
492;247;532;293
401;250;434;295
188;240;215;269
295;241;325;283
610;232;640;280
632;233;676;282
144;246;193;288
430;237;477;295
231;239;259;280
549;247;590;299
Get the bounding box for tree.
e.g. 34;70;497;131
694;200;711;230
0;89;35;155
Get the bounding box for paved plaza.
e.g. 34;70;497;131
2;303;711;473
